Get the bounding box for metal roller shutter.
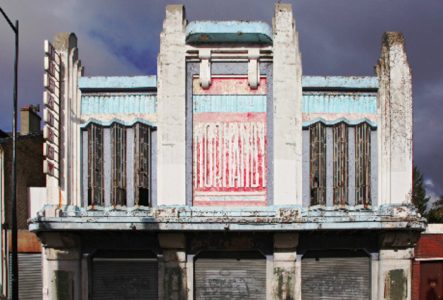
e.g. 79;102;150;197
92;258;158;300
195;253;266;300
15;253;42;300
302;252;370;300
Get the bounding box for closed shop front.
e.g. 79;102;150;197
7;230;43;299
15;253;42;300
91;252;158;300
302;250;371;300
194;251;266;299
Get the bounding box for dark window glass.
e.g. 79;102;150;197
310;122;326;205
333;123;348;205
87;124;104;206
355;123;371;205
134;123;151;206
112;124;127;206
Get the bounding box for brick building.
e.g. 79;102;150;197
0;106;44;299
28;4;425;300
412;224;443;300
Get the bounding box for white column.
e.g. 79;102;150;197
158;233;187;300
272;233;298;299
376;32;413;205
272;4;303;205
156;5;187;206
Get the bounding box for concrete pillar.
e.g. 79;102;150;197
44;32;82;214
159;233;187;300
371;253;380;300
54;33;78;207
39;233;81;300
156;5;187;205
377;232;415;300
272;233;298;300
376;32;413;205
272;4;303;205
378;249;412;300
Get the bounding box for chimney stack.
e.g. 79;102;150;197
20;105;41;135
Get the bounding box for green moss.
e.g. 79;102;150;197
274;267;294;300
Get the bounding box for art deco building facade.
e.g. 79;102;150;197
29;4;424;300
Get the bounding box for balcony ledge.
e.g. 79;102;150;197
28;205;426;232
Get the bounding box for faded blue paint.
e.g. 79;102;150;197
28;205;425;232
81;94;156;115
81;118;156;128
302;118;377;128
303;92;377;114
186;21;273;45
79;76;157;90
193;95;266;113
302;76;378;89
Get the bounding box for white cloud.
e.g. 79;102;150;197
425;178;435;188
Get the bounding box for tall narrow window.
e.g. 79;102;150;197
333;123;348;205
112;124;127;206
310;122;326;205
134;123;151;206
88;124;104;206
355;123;371;205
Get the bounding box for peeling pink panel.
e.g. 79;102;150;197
193;76;267;95
193;77;267;206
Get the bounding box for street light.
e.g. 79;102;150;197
0;6;19;300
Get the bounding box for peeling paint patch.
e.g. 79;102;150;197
303;92;377;114
384;269;407;300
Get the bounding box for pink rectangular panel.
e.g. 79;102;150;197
193;77;267;206
193;76;267;95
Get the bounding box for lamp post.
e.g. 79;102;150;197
0;7;19;300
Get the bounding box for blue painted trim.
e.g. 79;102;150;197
302;76;378;89
193;95;266;113
80;118;156;128
28;204;425;232
303;92;377;114
81;94;157;114
79;76;157;90
186;21;273;45
302;117;377;128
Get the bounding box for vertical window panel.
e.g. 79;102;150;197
111;124;127;206
310;122;326;205
134;123;151;206
87;124;104;206
333;123;348;205
355;123;371;206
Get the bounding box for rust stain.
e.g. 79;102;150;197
8;230;42;253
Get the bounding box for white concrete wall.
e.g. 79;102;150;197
272;4;303;205
425;223;443;234
156;5;187;206
40;233;81;300
28;187;46;218
376;32;413;205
